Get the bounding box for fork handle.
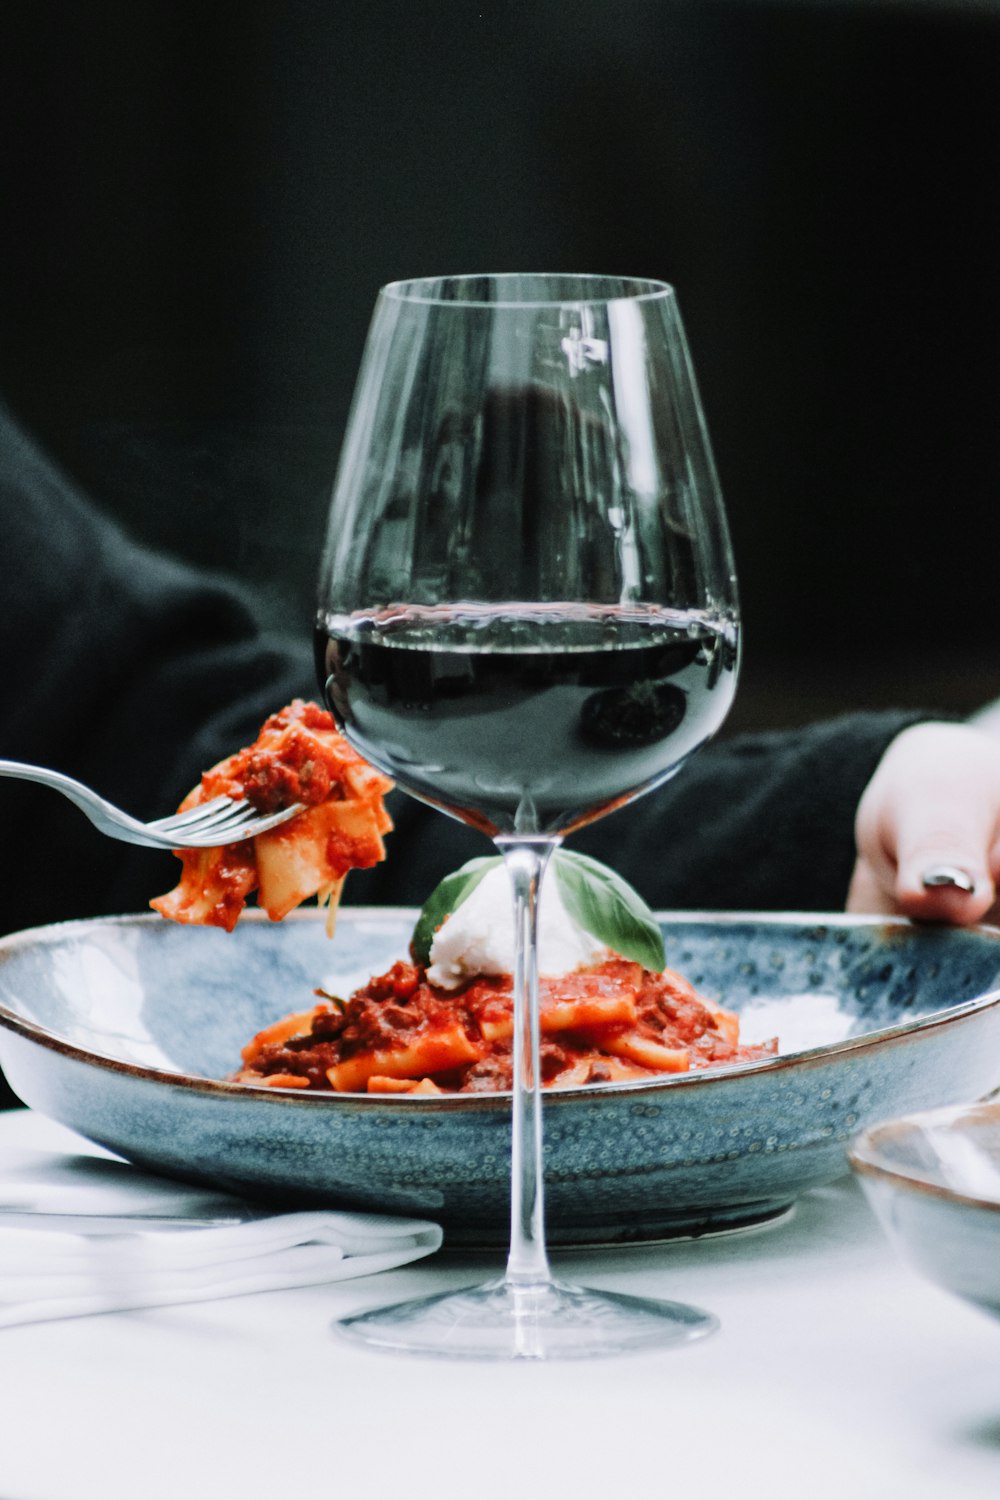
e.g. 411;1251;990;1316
0;759;174;848
0;758;104;800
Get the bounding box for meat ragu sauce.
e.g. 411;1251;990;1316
151;700;393;932
234;958;777;1095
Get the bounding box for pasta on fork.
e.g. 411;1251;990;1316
151;700;393;932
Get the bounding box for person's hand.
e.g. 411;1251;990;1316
848;722;1000;925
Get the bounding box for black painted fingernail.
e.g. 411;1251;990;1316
921;866;976;893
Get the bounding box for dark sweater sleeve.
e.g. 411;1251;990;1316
0;401;314;932
346;711;931;912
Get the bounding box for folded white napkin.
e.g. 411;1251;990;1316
0;1149;443;1327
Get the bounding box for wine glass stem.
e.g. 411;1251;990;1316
496;836;558;1289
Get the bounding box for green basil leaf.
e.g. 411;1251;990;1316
553;849;665;972
410;856;501;965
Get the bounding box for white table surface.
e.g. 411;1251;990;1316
0;1108;998;1500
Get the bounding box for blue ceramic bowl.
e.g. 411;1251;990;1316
1;910;999;1247
849;1099;1000;1321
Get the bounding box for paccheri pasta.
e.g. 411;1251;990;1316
233;957;777;1094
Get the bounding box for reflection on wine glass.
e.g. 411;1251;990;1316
315;273;739;1358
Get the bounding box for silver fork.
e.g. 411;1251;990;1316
0;759;303;849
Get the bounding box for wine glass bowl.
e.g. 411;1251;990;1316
316;274;739;840
315;272;739;1357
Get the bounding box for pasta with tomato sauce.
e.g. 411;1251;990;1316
149;700;776;1092
234;957;777;1094
151;699;393;933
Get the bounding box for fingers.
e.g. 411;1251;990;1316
899;872;996;926
912;832;1000;927
848;854;1000;925
853;723;1000;926
894;818;997;924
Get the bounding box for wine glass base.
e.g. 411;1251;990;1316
333;1277;719;1361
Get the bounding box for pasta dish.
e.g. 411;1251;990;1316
152;700;777;1092
234;957;776;1094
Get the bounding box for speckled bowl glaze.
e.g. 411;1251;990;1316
1;910;1000;1247
849;1099;1000;1321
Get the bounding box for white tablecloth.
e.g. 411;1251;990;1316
0;1108;997;1500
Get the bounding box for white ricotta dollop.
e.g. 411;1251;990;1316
426;863;608;990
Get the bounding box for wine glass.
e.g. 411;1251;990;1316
315;273;739;1358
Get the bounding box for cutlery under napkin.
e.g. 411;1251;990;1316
0;1149;443;1327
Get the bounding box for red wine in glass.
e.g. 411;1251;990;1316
316;602;737;837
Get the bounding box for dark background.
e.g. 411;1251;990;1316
1;0;998;732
